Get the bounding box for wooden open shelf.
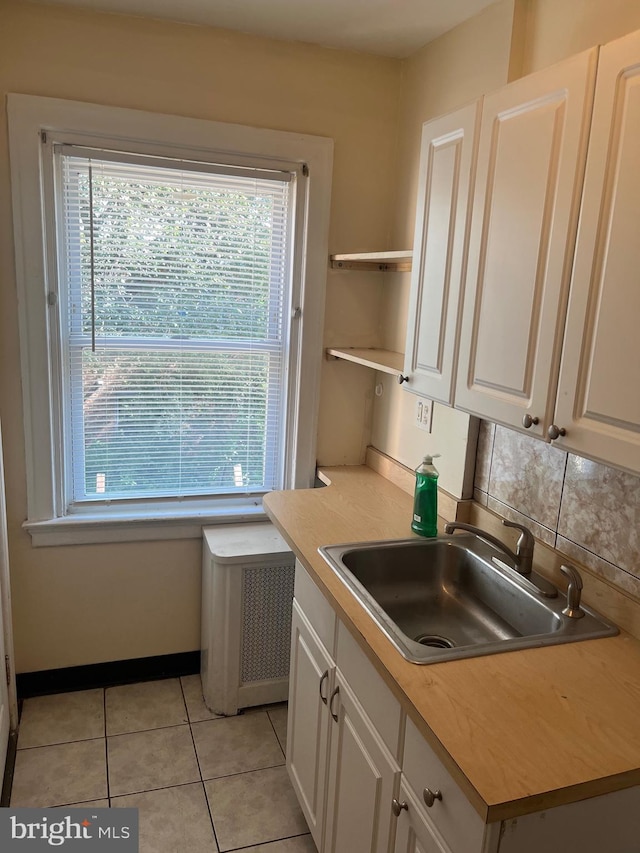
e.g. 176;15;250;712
330;251;412;272
326;347;405;376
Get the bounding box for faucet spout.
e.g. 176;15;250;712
445;520;558;599
445;520;535;576
444;522;519;566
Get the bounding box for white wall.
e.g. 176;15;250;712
0;0;400;671
3;0;640;671
368;0;519;497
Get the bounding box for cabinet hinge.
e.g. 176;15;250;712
302;163;309;177
5;656;10;686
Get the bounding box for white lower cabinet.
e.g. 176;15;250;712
288;563;640;853
323;675;400;853
288;563;401;853
287;600;334;848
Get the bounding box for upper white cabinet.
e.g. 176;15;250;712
553;29;640;472
403;101;481;404
454;48;598;437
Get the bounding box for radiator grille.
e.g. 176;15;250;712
241;563;295;683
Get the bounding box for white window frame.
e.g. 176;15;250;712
8;94;333;546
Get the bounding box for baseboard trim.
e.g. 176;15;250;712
16;651;200;699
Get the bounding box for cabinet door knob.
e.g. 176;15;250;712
423;788;443;808
397;374;409;384
547;424;566;440
329;686;340;722
391;799;409;817
319;670;329;705
522;414;539;429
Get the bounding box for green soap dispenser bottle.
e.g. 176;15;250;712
411;454;440;538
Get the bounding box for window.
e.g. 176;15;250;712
59;150;293;502
8;95;333;544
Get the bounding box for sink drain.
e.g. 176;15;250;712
415;634;455;649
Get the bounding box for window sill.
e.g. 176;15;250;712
24;502;267;547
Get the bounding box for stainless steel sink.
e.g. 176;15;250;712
318;535;618;664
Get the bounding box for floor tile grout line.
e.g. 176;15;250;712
103;687;111;806
110;778;208;802
200;760;287;785
223;830;313;852
107;720;193;740
16;734;108;752
265;708;287;761
19;795;112;810
18;718;193;751
179;674;196;724
180;674;221;724
180;676;222;852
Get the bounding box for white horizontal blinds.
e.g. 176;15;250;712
59;151;293;501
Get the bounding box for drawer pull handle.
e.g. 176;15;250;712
329;686;340;722
319;670;329;705
392;799;408;817
423;788;443;808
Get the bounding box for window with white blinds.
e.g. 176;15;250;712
56;148;294;502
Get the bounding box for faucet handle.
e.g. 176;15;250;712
501;519;535;563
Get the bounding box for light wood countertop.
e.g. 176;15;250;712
263;465;640;823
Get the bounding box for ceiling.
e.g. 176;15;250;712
27;0;498;58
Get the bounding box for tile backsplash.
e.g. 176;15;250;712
474;422;640;600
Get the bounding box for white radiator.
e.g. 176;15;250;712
201;523;295;716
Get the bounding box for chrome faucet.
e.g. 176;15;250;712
444;519;558;599
444;519;535;576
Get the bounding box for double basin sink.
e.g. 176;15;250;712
319;533;618;664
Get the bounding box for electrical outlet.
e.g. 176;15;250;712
415;397;433;433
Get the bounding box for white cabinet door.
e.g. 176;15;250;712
323;675;400;853
455;49;598;435
287;601;334;849
403;101;481;405
553;28;640;472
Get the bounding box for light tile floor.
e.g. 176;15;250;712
11;675;314;853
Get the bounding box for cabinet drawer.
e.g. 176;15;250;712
294;560;336;655
336;619;403;760
402;718;485;853
394;777;452;853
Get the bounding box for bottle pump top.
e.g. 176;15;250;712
421;454;440;466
